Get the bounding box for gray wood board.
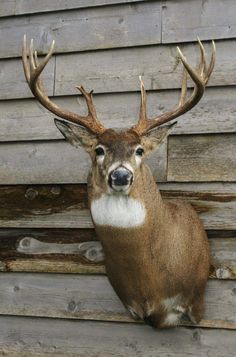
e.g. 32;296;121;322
0;2;161;59
0;183;235;229
1;87;236;142
0;0;146;17
0;133;235;185
168;134;236;182
0;56;55;100
0;273;235;329
0;317;235;357
1;40;235;100
210;237;236;269
162;0;236;43
0;227;235;278
0;139;167;184
54;40;236;96
1;0;236;46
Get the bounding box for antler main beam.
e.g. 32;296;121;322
132;39;216;135
22;35;106;134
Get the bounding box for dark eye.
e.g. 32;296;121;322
95;146;105;156
135;147;144;156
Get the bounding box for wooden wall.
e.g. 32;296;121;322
0;0;236;355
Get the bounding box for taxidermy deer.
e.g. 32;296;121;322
22;35;215;328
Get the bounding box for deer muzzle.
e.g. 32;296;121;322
108;166;133;192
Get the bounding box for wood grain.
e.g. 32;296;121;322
168;134;236;182
0;273;235;329
0;0;146;17
1;87;236;142
0;56;55;100
0;133;235;184
54;40;236;96
162;0;236;43
0;316;235;356
0;2;161;59
0;183;235;229
1;40;235;100
0;228;235;278
1;0;236;44
0;139;167;184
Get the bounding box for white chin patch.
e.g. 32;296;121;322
111;184;131;193
91;195;146;228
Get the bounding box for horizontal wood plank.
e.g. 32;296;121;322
0;273;235;329
1;40;235;100
0;56;55;100
1;87;236;142
162;0;236;43
0;133;234;184
0;2;161;59
54;40;236;97
168;134;236;182
0;183;235;229
0;228;235;278
0;317;236;357
0;0;146;17
0;139;167;184
1;1;236;44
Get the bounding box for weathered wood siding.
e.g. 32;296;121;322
0;0;235;355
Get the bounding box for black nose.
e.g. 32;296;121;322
109;167;133;187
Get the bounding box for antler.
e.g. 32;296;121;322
22;35;106;134
132;39;216;135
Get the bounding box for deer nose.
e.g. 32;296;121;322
109;167;133;187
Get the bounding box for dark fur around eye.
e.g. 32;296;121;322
135;147;144;156
95;146;105;156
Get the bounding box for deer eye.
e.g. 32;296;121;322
135;147;144;156
95;146;105;156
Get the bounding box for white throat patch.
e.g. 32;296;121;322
91;195;146;228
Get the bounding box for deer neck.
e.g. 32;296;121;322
88;163;164;233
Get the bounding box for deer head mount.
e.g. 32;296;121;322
22;36;215;328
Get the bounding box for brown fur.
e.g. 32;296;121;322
56;122;211;329
86;130;210;328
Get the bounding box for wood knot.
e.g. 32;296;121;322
215;267;231;279
19;237;31;249
25;188;38;200
50;186;61;195
67;300;77;312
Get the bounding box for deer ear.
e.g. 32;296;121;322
54;119;98;152
141;122;177;155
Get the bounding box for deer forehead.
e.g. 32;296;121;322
98;129;141;155
90;195;146;228
99;129;140;144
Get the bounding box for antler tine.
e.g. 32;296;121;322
76;86;97;119
22;35;106;134
176;46;205;91
30;39;55;85
132;39;216;135
205;40;216;84
29;39;36;72
178;67;188;107
139;76;147;121
22;34;30;83
133;76;149;133
197;37;207;76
